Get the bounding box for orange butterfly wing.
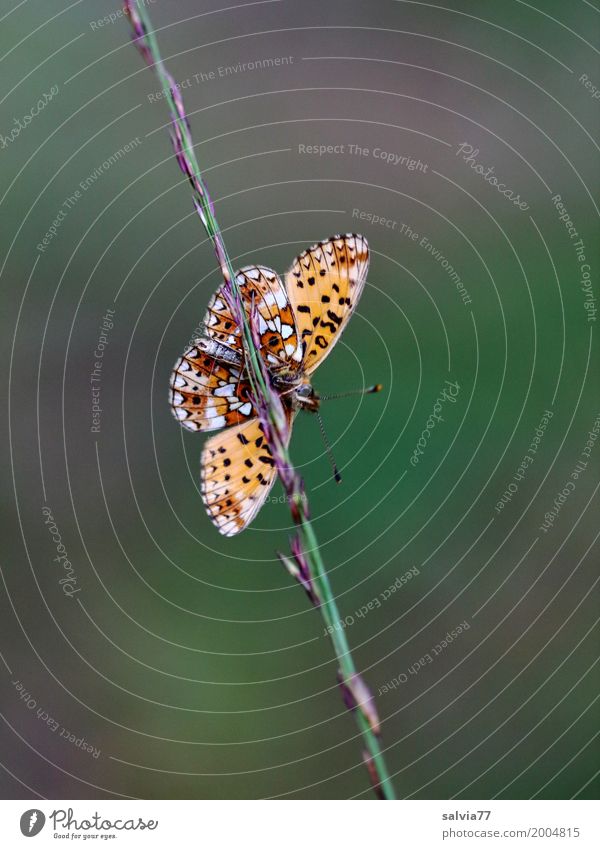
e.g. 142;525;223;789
204;265;302;368
285;233;369;374
201;414;293;536
169;344;255;432
170;265;300;432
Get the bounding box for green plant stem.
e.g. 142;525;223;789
125;0;396;800
298;515;397;798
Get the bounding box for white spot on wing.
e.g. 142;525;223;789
214;384;235;397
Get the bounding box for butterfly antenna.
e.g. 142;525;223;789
320;384;382;402
316;411;342;484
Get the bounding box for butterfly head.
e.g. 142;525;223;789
272;370;320;412
293;379;320;412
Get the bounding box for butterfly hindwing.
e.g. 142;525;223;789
201;414;293;536
169;344;255;432
285;233;369;373
204;265;302;368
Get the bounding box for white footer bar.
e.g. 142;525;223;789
0;799;597;848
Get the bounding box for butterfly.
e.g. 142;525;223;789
170;233;370;536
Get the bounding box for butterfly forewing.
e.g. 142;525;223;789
285;233;369;373
201;414;293;536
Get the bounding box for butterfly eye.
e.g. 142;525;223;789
296;384;313;398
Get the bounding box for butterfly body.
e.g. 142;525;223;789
170;233;370;535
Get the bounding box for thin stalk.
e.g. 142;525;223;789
124;0;396;800
297;515;396;798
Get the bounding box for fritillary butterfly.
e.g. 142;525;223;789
170;233;370;535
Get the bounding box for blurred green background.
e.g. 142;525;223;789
1;0;598;799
